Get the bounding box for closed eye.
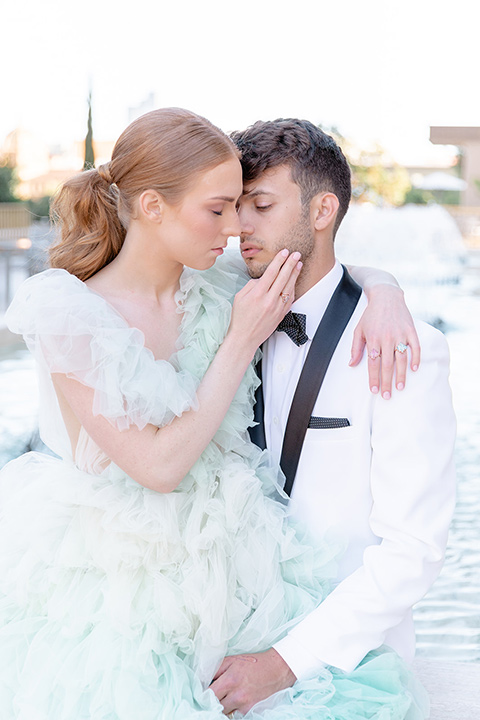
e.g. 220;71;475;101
256;205;272;212
212;211;223;216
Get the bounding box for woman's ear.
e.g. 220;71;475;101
138;190;164;223
311;192;339;231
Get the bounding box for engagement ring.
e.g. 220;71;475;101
395;343;408;354
281;293;290;304
368;348;381;360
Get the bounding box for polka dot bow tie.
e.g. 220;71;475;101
276;311;309;346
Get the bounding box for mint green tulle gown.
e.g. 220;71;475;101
0;264;428;719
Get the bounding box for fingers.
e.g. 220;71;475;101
349;325;366;367
253;248;291;291
208;676;228;704
407;328;421;372
379;345;395;399
367;341;417;399
366;343;395;398
393;346;408;391
366;345;381;395
275;257;303;314
242;249;302;323
239;249;301;314
267;251;302;301
211;657;232;684
209;667;239;716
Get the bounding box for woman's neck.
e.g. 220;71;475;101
90;228;183;304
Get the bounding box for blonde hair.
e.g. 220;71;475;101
49;108;238;280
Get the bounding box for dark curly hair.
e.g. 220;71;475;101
231;118;351;236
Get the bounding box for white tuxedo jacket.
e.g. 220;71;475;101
265;287;457;677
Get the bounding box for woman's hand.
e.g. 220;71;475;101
349;284;421;399
228;249;303;356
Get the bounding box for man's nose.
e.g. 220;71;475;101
238;210;254;237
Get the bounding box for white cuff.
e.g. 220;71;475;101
273;634;327;681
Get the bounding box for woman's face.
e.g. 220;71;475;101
160;157;242;270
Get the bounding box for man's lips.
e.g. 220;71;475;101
240;244;262;258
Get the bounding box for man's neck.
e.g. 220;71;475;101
294;247;336;299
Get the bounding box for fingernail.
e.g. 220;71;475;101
348;358;353;366
281;249;289;257
412;365;418;372
292;251;301;260
383;391;391;400
397;382;404;391
297;261;303;270
371;386;378;394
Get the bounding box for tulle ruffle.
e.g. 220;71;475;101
1;264;428;719
0;452;427;719
6;269;199;432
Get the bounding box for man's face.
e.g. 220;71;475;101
237;164;315;278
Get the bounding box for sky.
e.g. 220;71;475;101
1;0;478;166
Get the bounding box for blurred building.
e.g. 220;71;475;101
0;128;114;200
430;126;480;206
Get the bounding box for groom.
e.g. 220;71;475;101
210;119;456;714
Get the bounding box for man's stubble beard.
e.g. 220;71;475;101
245;206;315;279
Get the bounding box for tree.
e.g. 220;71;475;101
349;146;411;206
317;126;411;207
0;163;18;202
83;90;95;170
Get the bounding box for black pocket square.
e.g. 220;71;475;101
308;417;351;429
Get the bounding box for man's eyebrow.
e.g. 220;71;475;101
242;189;275;198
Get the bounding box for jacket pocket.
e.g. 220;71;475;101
307;417;350;429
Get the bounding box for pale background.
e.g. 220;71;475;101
1;0;477;165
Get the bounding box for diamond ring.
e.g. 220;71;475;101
395;343;408;354
368;348;381;360
281;293;290;304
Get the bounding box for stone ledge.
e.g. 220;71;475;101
0;325;22;350
413;659;480;719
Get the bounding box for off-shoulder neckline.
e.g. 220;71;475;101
50;267;193;364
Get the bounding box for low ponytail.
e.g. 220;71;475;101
49;162;126;281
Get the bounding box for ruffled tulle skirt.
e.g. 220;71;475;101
0;452;428;719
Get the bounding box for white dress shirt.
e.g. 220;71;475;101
263;261;344;467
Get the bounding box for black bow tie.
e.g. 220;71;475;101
276;311;309;346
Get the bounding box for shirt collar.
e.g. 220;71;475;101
291;261;343;339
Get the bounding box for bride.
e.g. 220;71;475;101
0;108;426;719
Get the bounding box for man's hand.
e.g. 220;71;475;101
210;648;296;716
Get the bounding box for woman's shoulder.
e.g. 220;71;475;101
6;268;139;339
7;268;199;432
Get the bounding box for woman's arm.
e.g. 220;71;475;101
53;250;302;493
347;265;421;398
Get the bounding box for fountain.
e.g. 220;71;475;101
336;203;468;327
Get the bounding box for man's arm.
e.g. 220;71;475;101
276;323;455;674
211;323;456;712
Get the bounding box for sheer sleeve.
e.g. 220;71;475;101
6;269;199;431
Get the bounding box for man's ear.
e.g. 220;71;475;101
311;192;339;231
138;190;164;223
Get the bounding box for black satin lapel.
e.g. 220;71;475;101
279;268;362;496
248;358;267;450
